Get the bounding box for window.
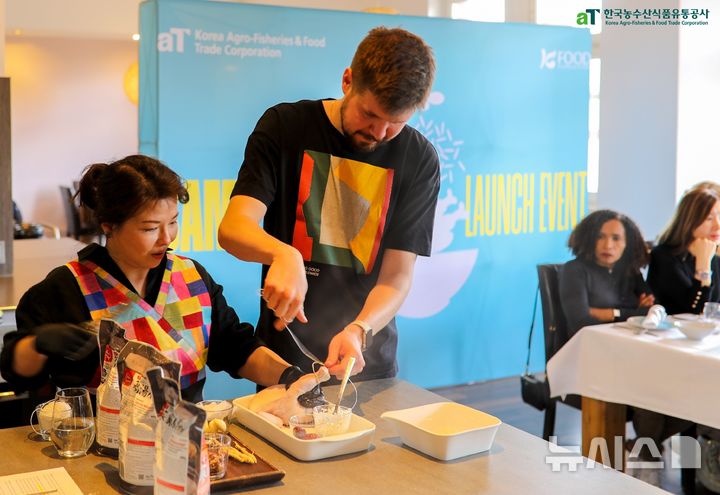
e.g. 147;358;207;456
587;58;601;193
451;0;505;22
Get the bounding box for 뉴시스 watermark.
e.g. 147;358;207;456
545;436;701;472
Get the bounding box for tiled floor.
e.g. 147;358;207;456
431;376;715;495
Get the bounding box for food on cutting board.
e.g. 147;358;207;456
204;418;228;434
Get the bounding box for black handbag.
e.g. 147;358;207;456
520;286;550;411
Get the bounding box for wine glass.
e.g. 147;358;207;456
49;387;95;458
703;302;720;322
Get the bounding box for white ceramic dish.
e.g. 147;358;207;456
381;401;501;461
674;320;717;340
626;315;674;330
232;395;375;461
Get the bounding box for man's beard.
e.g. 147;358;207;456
340;98;386;153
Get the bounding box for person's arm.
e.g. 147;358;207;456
324;249;416;377
198;258;297;388
0;266;97;390
688;238;717;287
217;195;307;324
237;347;292;387
559;261;603;337
616;272;654;319
648;245;713;314
218;106;308;325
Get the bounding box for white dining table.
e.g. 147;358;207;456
546;320;720;466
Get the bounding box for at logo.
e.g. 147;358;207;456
157;27;191;53
540;48;590;70
577;9;601;25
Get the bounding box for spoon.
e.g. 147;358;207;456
334;357;356;414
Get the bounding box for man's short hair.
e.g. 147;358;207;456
350;27;435;114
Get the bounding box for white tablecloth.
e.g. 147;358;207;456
547;322;720;429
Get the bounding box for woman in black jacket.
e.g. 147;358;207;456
0;155;308;403
559;209;653;339
646;182;720;489
648;182;720;314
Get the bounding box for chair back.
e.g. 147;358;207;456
536;264;570;363
60;186;82;239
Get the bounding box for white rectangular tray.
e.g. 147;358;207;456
232;394;375;461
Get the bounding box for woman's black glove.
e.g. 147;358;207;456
278;365;326;408
278;365;304;389
33;323;98;361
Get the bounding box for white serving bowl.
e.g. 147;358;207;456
675;320;716;340
381;401;501;461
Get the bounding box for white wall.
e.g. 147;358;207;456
0;0;5;74
676;0;720;196
7;36;137;232
597;0;680;241
6;0;140;39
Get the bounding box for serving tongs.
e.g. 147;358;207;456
282;321;324;368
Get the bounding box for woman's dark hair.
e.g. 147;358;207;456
76;154;189;228
658;182;720;254
568;209;649;272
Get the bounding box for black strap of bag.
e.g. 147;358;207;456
520;285;550;411
524;285;540;376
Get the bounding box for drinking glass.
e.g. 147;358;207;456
703;302;720;322
205;432;231;480
49;387;95;458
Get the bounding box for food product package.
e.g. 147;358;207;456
147;367;210;495
117;341;181;487
95;320;128;456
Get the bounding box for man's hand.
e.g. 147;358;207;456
264;246;309;328
33;323;97;361
324;324;366;378
218;196;309;327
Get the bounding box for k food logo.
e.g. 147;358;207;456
540;48;591;70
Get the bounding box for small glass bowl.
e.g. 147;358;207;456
289;414;321;440
198;399;233;422
205;432;231;480
312;404;352;437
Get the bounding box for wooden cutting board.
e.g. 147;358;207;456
210;431;285;492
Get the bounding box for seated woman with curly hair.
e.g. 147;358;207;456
559;209;654;338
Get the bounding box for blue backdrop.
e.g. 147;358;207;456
139;0;590;399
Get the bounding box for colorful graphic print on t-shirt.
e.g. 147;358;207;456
292;150;394;274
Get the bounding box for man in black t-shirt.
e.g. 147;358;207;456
219;27;440;381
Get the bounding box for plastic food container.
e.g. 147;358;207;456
289;414;320;440
381;401;501;461
313;405;352;437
